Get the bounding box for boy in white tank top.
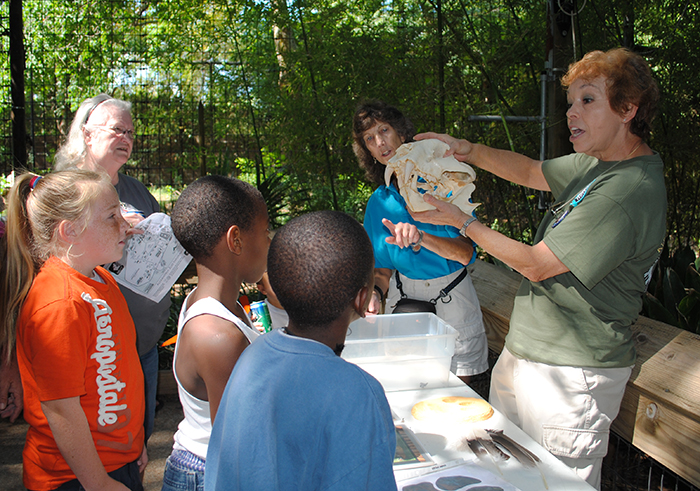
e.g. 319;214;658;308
161;176;270;491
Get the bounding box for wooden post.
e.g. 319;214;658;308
198;100;206;177
9;0;26;169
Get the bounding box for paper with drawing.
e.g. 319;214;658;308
107;212;190;302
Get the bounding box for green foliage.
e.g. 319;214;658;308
8;0;700;249
148;185;181;214
256;171;296;228
0;173;13;196
643;243;700;333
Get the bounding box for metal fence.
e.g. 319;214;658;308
603;432;698;491
19;75;253;189
0;0;266;192
0;0;13;170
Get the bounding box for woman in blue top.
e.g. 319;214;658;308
352;101;488;383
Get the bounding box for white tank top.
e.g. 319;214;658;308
172;292;259;459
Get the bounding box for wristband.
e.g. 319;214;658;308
373;284;385;302
459;216;477;237
411;230;424;252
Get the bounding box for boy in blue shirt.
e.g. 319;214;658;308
206;211;398;491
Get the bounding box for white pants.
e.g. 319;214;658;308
387;269;489;376
489;347;632;490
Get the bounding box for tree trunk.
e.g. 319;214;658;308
545;0;573;163
272;0;297;90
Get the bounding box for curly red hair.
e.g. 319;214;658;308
562;48;659;140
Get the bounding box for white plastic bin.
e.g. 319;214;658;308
342;313;457;391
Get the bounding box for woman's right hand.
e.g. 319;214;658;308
367;290;382;316
382;219;422;249
415;132;475;162
410;194;469;230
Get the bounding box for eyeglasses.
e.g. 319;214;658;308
90;125;135;141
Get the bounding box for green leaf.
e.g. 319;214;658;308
642;292;678;327
687;266;700;293
678;290;698;317
673;245;697;278
663;267;686;314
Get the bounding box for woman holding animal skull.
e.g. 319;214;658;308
352;100;488;384
411;48;666;489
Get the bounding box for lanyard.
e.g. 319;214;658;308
550;177;596;228
550;141;643;229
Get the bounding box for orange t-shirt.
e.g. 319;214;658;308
17;257;145;491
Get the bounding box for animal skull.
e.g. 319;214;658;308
385;139;479;214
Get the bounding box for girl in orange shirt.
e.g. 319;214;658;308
3;170;147;491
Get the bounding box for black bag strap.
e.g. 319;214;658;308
395;270;408;300
394;267;468;305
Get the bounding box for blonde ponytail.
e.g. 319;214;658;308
1;170;108;361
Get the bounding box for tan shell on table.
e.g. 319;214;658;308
411;396;494;423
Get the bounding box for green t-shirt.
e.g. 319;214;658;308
505;152;666;368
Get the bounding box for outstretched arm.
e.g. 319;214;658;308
415;132;550;191
411;195;568;282
382;218;474;265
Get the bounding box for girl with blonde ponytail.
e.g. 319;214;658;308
4;170;148;491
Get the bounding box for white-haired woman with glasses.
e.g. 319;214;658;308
55;94;171;446
411;48;666;489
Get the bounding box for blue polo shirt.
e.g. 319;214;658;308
363;184;472;280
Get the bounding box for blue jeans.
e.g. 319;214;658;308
161;450;205;491
140;345;159;442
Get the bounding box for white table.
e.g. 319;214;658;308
386;375;596;490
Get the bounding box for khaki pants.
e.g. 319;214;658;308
489;347;632;490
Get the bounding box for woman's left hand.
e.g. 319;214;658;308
382;219;422;249
410;194;468;230
122;211;145;228
123;212;146;238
